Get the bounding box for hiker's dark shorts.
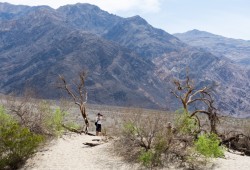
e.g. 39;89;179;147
96;124;101;132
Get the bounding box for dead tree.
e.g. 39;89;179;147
171;75;250;155
171;75;219;134
58;71;89;134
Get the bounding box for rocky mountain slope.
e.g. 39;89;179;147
174;29;250;67
0;3;249;117
0;3;167;109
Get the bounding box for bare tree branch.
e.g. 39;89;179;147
171;73;219;134
58;71;89;134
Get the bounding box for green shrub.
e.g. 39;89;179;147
194;133;224;158
155;135;168;153
175;109;198;135
0;106;44;169
123;121;137;135
139;148;164;168
45;108;67;136
138;150;154;167
0;106;12;125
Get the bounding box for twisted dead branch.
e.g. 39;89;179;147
171;75;219;134
58;71;89;133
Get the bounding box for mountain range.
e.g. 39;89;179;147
0;3;249;117
174;29;250;67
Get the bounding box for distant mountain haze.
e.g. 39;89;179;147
0;3;249;117
174;29;250;67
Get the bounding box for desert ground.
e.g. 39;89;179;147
20;132;250;170
0;100;243;170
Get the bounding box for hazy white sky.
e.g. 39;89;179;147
1;0;250;40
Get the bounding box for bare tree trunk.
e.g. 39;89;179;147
171;75;219;134
58;71;89;133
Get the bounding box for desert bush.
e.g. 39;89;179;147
114;110;169;164
38;101;81;136
0;106;44;169
114;108;221;169
138;135;168;168
4;94;74;137
194;133;224;158
138;149;155;168
4;94;51;135
171;73;250;156
175;109;199;135
45;107;68;137
0;95;81;169
115;109;200;168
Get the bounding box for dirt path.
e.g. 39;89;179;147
21;133;138;170
212;151;250;170
21;133;250;170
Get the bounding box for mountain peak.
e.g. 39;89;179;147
174;29;250;68
174;29;222;41
184;29;217;37
56;3;120;34
57;3;101;12
75;3;101;10
126;15;148;25
0;2;30;13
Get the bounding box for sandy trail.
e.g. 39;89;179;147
21;133;138;170
212;151;250;170
21;133;250;170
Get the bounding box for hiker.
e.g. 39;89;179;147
95;113;103;136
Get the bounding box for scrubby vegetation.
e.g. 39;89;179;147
114;109;222;169
113;75;236;169
0;92;79;169
0;72;249;170
0;106;44;169
194;133;224;158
